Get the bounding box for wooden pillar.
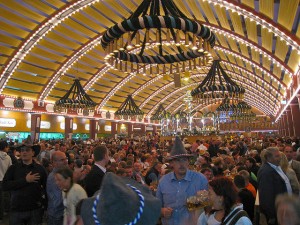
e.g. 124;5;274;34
281;113;287;137
111;121;117;137
286;106;294;137
89;119;98;140
290;102;300;137
65;117;73;140
141;124;146;134
278;118;284;137
127;122;133;138
152;125;157;135
30;114;41;143
98;119;105;134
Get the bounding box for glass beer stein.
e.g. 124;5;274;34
186;190;212;211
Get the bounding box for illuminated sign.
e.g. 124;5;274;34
7;132;20;138
0;118;16;127
85;124;90;130
26;120;51;129
60;123;77;130
104;125;111;131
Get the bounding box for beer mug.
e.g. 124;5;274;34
186;190;212;211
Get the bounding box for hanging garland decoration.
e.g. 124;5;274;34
115;95;144;119
55;79;96;112
216;96;236;116
101;0;216;75
102;16;215;64
236;101;251;113
151;104;171;121
230;111;256;122
191;60;245;105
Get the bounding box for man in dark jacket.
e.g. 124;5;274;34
207;140;219;158
3;144;47;225
84;145;109;197
145;162;162;186
258;147;291;225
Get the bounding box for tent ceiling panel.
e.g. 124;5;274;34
0;0;298;119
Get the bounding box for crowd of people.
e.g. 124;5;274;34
0;133;300;225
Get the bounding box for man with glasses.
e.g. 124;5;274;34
47;151;68;225
156;136;208;225
3;144;47;225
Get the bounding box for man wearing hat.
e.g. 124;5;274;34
2;144;47;225
156;136;208;225
80;172;161;225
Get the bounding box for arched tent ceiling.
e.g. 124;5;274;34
0;0;299;119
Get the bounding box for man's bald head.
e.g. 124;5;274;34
52;151;67;168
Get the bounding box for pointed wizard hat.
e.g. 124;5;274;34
80;172;161;225
166;136;193;161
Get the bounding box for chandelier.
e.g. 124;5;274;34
236;101;251;113
174;110;188;122
230;111;256;122
151;104;171;121
216;96;236;115
54;79;96;114
101;0;216;76
114;95;144;119
230;101;255;121
191;60;245;105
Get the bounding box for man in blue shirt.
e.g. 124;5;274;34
47;151;68;225
156;136;208;225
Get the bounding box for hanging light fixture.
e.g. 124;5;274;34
236;101;252;113
101;0;216;76
216;96;236;116
54;79;96;114
191;60;245;105
114;95;144;119
230;101;256;121
151;104;171;120
230;111;256;122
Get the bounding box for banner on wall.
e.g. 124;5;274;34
6;132;20;139
0;118;16;127
26;120;51;129
60;123;77;130
104;125;111;131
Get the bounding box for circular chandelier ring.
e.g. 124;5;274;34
192;84;245;95
116;49;206;64
102;15;215;65
101;15;216;49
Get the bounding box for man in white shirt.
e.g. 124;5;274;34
258;147;291;225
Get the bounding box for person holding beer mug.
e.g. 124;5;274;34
156;136;208;225
197;177;252;225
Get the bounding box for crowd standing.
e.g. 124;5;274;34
0;133;299;225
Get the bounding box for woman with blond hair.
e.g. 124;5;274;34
279;152;300;195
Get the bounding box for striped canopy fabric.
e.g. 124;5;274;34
0;0;299;119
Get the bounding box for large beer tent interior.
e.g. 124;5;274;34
0;0;299;141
